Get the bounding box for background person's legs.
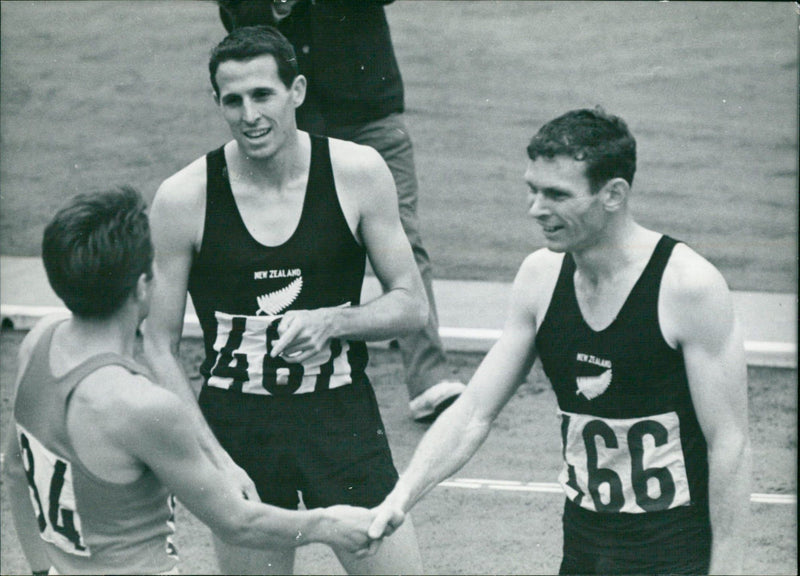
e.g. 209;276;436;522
328;114;465;420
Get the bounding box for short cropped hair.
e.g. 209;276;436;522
42;186;154;319
527;107;636;193
209;25;299;95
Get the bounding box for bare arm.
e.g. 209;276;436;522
369;254;547;537
114;383;375;553
142;173;202;405
271;142;427;360
142;168;258;499
662;246;751;575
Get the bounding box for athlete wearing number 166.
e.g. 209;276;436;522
369;108;751;575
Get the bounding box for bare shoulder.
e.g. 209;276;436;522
327;136;395;226
513;248;565;323
152;155;208;216
71;367;188;441
660;242;735;347
662;242;731;304
328;137;393;195
150;154;209;250
328;137;386;173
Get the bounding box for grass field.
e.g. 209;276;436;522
0;1;797;290
0;332;796;574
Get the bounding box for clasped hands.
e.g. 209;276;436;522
322;500;407;557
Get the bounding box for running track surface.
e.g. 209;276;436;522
1;256;796;367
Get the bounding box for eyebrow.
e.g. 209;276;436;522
529;184;570;196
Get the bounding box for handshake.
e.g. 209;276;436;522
316;495;407;557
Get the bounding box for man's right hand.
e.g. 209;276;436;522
368;500;406;540
316;505;380;556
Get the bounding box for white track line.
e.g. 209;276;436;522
0;452;794;505
439;478;797;505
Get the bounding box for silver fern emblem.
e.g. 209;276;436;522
256;277;303;315
576;369;613;400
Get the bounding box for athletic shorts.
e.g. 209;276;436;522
559;498;711;575
198;376;399;509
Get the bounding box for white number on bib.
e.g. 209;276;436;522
16;423;90;556
208;312;351;395
559;411;691;513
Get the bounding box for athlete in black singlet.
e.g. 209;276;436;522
144;26;425;575
369;108;751;575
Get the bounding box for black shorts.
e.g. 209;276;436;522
198;377;399;510
559;498;711;575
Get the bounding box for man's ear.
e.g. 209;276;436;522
291;74;307;108
601;178;629;212
134;272;150;303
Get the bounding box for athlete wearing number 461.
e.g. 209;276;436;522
143;25;425;575
369;108;752;575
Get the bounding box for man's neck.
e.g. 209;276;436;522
571;219;655;287
62;315;138;360
228;130;308;191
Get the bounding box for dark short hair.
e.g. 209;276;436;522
209;25;299;95
42;186;153;319
527;107;636;193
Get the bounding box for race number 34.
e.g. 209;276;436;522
559;411;691;514
16;424;90;556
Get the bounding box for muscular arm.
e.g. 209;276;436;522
111;382;374;552
271;142;428;360
142;167;258;499
369;254;547;536
662;245;751;575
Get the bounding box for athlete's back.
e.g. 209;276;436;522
7;317;179;575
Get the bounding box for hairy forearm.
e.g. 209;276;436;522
331;286;427;342
393;396;492;512
221;503;362;550
708;435;752;575
216;503;320;548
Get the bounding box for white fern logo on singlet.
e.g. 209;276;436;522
256;277;303;315
576;369;613;400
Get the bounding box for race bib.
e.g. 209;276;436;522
16;423;90;556
559;410;691;513
207;311;352;395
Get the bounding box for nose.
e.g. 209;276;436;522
241;99;261;124
527;191;548;219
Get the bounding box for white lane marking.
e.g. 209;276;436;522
439;478;797;505
0;450;794;505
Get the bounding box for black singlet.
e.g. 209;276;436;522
535;236;710;540
188;135;368;395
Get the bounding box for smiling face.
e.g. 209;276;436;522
214;54;305;160
524;155;608;253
